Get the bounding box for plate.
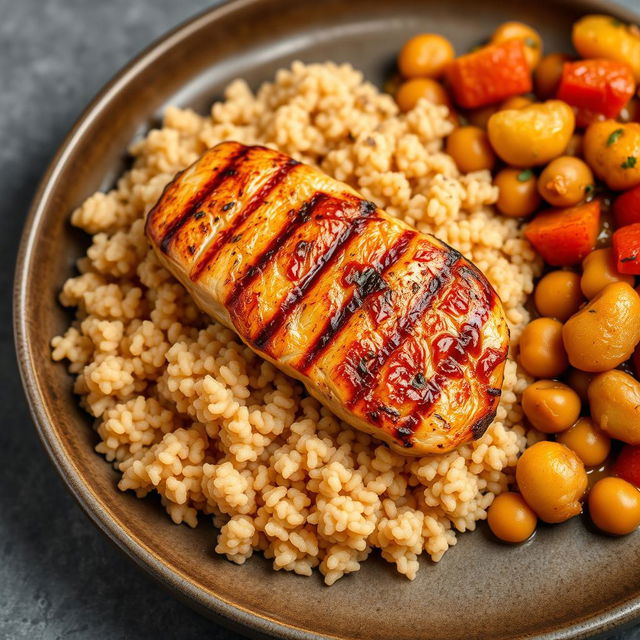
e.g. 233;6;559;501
14;0;640;638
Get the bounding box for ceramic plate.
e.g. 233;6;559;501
14;0;640;638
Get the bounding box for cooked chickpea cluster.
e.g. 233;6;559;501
392;13;640;544
514;270;640;539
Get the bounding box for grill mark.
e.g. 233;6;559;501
471;410;497;439
252;199;378;352
190;158;300;281
459;263;499;309
299;230;416;373
158;145;251;253
391;256;504;446
225;192;329;310
346;246;462;410
395;287;499;446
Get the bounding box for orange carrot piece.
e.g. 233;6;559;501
447;40;532;109
524;200;601;266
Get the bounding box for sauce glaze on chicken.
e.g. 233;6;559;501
146;141;509;455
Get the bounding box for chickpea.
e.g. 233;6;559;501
445;126;496;173
522;380;581;433
583;120;640;191
537;156;594;207
562;282;640;372
494;168;541;218
398;33;455;79
564;133;584;158
519;317;569;378
588;370;640;445
535;53;572;99
589;477;640;535
580;248;635;299
396;78;451;112
516;441;587;523
487;492;537;543
491;21;543;70
557;417;611;467
500;95;535;111
566;367;595;402
573;15;640;83
534;270;584;321
488;101;575;167
466;104;499;130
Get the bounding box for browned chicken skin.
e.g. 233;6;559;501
146;141;509;455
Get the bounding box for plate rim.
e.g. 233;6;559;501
12;0;640;638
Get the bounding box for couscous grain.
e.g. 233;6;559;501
51;62;542;584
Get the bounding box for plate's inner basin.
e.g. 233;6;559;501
28;1;640;639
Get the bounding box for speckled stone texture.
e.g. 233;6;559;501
2;0;640;638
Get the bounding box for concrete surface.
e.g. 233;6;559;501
1;0;639;638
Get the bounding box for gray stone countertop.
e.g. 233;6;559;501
1;0;639;638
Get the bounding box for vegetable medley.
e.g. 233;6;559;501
392;14;640;542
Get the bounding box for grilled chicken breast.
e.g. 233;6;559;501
146;141;509;455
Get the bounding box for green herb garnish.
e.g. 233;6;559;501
611;18;622;27
621;156;638;169
607;128;624;146
584;184;596;200
517;169;533;182
525;37;538;48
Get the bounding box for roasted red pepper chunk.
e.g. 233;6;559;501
613;223;640;274
556;59;636;121
614;444;640;489
613;184;640;229
524;200;601;266
447;40;532;109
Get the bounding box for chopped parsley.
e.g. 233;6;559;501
525;37;538;48
621;156;638;170
517;169;533;182
611;17;622;27
584;184;596;200
607;128;624;146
